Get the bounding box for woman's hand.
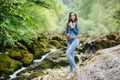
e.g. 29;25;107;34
65;33;70;39
68;21;73;28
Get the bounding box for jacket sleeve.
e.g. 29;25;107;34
64;26;70;35
71;24;80;35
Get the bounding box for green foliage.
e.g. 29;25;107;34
0;0;65;48
0;0;119;48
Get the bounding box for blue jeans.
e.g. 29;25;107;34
66;38;79;72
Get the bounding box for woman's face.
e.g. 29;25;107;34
70;13;75;21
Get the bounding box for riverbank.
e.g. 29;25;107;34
0;32;120;80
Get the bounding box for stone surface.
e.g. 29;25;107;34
79;45;120;80
32;45;120;80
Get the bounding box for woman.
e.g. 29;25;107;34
65;12;80;79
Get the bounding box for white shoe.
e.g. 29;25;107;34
66;73;74;80
75;66;80;76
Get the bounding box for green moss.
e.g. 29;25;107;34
21;50;33;66
36;59;53;70
49;40;61;48
7;49;22;60
32;39;52;58
16;42;28;50
33;71;45;76
33;47;46;58
116;37;120;44
7;48;33;66
0;54;22;74
39;40;48;49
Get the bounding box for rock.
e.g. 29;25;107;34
7;48;33;66
52;35;63;41
13;73;36;80
20;50;33;66
32;45;120;80
12;69;45;80
36;50;80;70
0;54;22;75
32;67;77;80
7;49;23;60
49;40;61;48
82;32;120;53
116;37;120;44
46;50;69;67
32;39;52;58
16;42;28;50
78;45;120;80
0;74;9;80
36;59;54;69
106;32;120;40
30;33;67;58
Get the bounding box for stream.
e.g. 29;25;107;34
9;48;57;80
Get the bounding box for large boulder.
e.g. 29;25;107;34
78;45;120;80
0;54;22;74
7;48;33;66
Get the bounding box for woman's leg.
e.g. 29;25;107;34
67;41;74;72
69;52;74;72
66;38;79;72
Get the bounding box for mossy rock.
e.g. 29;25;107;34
52;36;63;41
45;50;69;67
116;37;120;44
33;48;51;59
12;70;45;80
106;33;116;40
7;49;33;66
39;40;48;48
21;50;33;66
106;32;120;40
7;49;23;60
16;42;28;50
49;40;61;48
32;40;51;58
0;54;22;74
47;50;63;59
33;47;46;58
36;59;54;70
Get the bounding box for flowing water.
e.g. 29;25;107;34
9;48;57;80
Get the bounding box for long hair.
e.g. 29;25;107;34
66;12;78;33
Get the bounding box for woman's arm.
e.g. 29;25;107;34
71;24;80;35
65;26;70;39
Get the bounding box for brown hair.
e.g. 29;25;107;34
66;12;78;33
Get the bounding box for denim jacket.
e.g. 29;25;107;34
66;22;80;39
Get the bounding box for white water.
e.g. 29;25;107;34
9;67;27;80
33;49;57;63
9;48;57;80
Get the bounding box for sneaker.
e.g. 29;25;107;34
75;66;80;76
66;73;74;80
